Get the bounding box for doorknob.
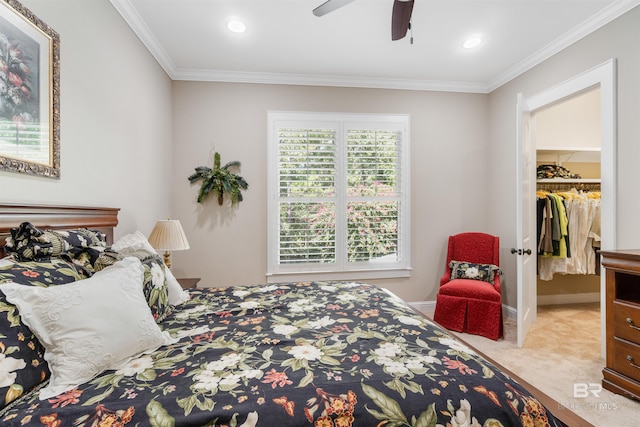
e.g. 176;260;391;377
510;248;533;256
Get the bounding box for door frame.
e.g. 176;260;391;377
517;59;617;356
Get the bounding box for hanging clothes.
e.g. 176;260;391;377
536;189;600;280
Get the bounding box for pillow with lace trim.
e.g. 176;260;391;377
1;257;176;400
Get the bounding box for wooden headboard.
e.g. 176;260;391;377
0;204;120;257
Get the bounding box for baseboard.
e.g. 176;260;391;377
409;294;599;327
502;304;517;322
408;301;436;317
409;301;517;323
537;292;600;305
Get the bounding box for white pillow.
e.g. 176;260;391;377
112;230;157;253
1;257;177;399
112;231;190;305
164;264;190;305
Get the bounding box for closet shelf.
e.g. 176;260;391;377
537;178;601;183
536;147;601;153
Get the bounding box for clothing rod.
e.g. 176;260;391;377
536;182;601;192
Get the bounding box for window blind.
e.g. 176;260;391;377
278;128;336;264
268;112;410;280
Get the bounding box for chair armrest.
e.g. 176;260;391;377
440;271;451;287
493;273;501;294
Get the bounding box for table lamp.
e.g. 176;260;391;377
147;219;190;268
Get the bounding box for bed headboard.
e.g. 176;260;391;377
0;204;120;258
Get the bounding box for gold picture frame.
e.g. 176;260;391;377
0;0;59;178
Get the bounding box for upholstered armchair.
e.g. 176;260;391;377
433;232;503;340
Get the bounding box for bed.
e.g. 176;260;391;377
0;204;590;427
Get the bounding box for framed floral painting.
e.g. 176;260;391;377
0;0;59;178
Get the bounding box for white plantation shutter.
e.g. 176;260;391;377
278;127;337;264
268;112;410;281
346;128;401;263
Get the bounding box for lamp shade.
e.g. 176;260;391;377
147;220;190;251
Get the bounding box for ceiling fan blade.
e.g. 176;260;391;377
391;0;414;41
313;0;355;17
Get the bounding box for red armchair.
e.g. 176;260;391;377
433;232;503;340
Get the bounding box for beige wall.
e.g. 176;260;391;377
535;87;601;151
537;275;600;297
0;0;173;237
170;83;490;302
488;5;640;307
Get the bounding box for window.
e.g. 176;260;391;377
267;112;410;281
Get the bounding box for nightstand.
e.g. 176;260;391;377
177;278;200;289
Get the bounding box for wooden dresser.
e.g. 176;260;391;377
601;249;640;400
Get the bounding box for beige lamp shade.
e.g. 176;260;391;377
148;220;190;268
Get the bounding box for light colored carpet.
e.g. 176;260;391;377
445;303;640;426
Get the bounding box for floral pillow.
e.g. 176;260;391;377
0;294;48;410
449;260;501;284
0;257;89;287
112;231;190;306
0;257;88;409
4;222;106;262
94;249;171;323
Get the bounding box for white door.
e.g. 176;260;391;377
516;93;536;347
515;60;616;356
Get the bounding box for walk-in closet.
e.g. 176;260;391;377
535;87;602;307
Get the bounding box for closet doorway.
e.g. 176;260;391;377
516;60;617;358
535;88;601;302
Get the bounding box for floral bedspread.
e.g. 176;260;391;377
0;281;563;427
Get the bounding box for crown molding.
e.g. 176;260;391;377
174;68;489;93
488;0;640;91
111;0;640;94
109;0;178;78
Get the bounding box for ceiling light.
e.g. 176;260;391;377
462;37;482;49
227;20;246;33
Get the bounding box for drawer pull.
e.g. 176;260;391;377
626;317;640;331
627;355;640;370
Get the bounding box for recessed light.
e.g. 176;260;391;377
227;20;246;33
462;37;482;49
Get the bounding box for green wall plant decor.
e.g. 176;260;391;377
188;152;248;205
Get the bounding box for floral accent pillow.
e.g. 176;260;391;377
4;222;106;262
0;258;89;287
449;260;501;284
0;257;88;409
94;249;171;323
112;231;190;306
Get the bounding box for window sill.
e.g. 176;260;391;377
266;267;411;284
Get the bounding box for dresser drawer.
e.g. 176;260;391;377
613;337;640;382
614;300;640;344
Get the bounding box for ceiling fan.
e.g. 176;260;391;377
313;0;415;42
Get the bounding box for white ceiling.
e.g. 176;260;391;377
110;0;639;93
